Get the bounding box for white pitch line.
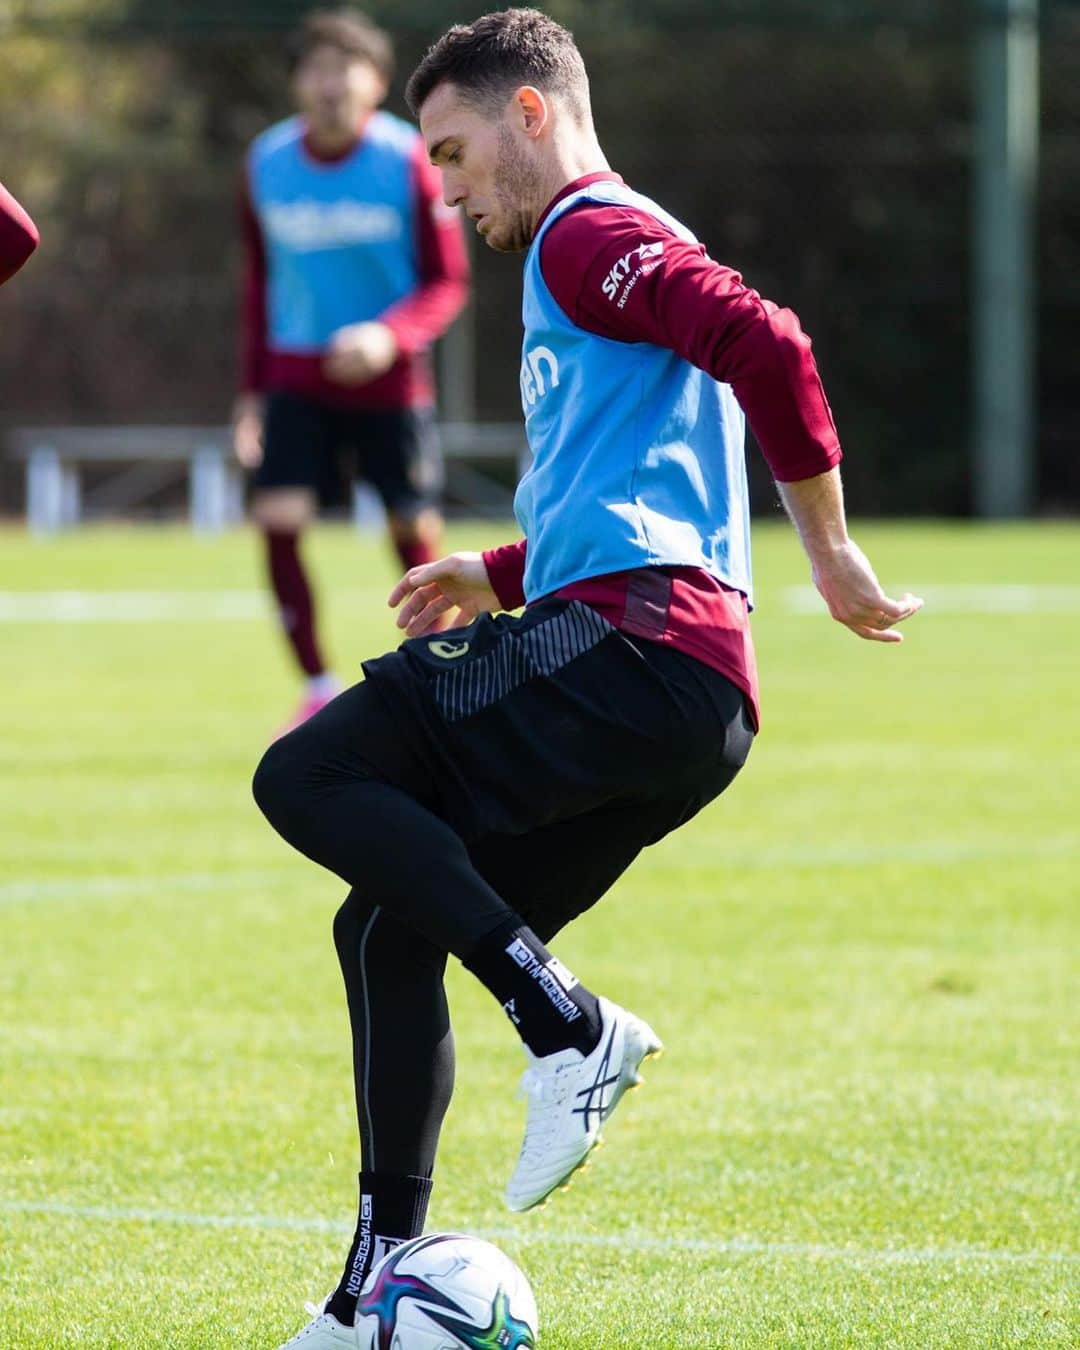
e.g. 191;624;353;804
3;837;1076;908
0;869;298;906
2;1199;1074;1268
0;590;270;622
0;589;377;623
784;583;1080;615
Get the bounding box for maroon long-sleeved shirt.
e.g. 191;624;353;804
239;122;469;408
483;173;844;728
0;182;39;286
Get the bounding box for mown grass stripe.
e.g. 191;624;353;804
3;1200;1075;1268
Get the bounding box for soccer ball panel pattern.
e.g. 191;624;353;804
355;1233;538;1350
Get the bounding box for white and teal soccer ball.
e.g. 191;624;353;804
355;1232;538;1349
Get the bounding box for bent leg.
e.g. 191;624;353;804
468;710;753;943
252;677;605;1056
253;683;516;957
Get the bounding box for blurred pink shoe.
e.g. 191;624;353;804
273;680;341;740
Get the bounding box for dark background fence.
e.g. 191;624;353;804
1;0;1077;515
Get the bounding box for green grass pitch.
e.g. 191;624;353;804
1;520;1076;1348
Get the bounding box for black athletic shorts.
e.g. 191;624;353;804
255;391;441;515
360;598;755;847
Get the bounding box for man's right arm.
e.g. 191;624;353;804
0;181;39;286
480;539;527;612
388;550;507;636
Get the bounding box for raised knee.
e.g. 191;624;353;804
251;737;298;827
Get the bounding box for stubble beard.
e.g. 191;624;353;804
486;125;540;253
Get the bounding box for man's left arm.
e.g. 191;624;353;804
777;467;922;642
545;206;840;485
543;207;920;639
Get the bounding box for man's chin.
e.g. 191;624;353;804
309;115;354;141
484;225;532;254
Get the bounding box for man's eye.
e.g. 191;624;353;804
448;150;463;165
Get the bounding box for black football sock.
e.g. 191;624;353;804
326;1171;433;1326
464;917;602;1058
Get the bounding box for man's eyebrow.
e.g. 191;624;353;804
427;136;457;164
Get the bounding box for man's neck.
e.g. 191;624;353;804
303;114;371;160
530;138;611;236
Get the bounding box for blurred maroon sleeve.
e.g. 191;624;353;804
0;181;39;286
541;205;842;483
238;166;268;394
482;539;527;611
379;141;470;356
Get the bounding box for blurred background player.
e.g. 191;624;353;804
233;9;469;732
0;180;39;285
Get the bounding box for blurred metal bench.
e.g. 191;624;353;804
10;426;242;535
9;422;527;533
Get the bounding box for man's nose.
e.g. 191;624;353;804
442;174;466;210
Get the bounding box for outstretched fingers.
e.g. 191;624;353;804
388;561;445;609
392;581;438;629
403;593;455;637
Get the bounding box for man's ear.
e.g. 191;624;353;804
512;85;550;139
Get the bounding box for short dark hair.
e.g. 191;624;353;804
405;8;590;123
288;9;394;82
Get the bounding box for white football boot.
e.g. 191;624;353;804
277;1293;356;1349
505;995;663;1212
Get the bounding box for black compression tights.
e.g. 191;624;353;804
252;693;521;1175
251;668;747;1174
331;891;454;1174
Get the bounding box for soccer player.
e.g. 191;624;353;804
235;9;469;732
0;180;39;285
253;10;923;1345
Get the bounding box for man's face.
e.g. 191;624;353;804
420;81;542;253
293;44;386;137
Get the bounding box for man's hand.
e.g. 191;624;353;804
811;539;923;643
232;392;265;469
388;552;501;637
777;467;922;643
323;320;399;386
